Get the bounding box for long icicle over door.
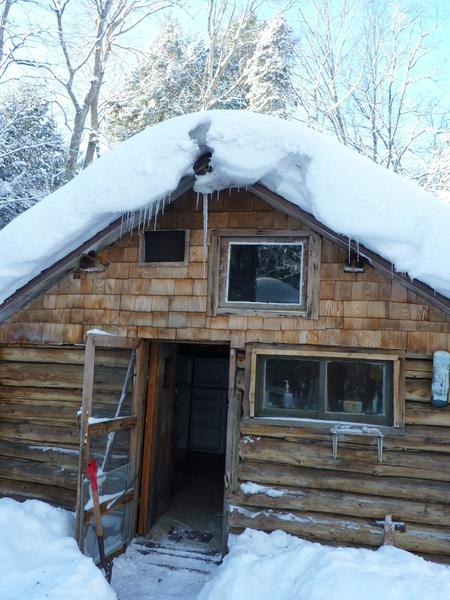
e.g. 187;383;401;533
75;332;146;561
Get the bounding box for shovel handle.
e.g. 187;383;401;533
87;458;98;492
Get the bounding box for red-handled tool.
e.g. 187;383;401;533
87;458;113;582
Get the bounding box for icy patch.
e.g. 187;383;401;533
240;482;297;498
198;529;450;600
0;498;115;600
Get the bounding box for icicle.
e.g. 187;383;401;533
119;213;125;238
229;188;232;197
348;237;351;262
153;199;160;230
196;191;200;210
202;193;209;277
356;241;360;261
147;204;153;228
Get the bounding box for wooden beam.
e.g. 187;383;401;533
137;341;158;535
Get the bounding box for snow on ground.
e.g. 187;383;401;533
3;498;450;600
198;529;450;600
111;542;218;600
0;498;115;600
1;111;450;305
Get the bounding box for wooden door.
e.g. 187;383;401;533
75;333;147;561
138;342;177;534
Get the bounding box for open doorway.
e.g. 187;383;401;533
138;342;230;554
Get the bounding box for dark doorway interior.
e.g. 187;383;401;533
145;343;229;553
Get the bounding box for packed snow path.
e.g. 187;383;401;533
111;540;219;600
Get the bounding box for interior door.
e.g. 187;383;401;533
75;333;147;561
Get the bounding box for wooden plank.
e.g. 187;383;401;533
223;348;238;551
137;341;158;535
306;233;321;320
129;341;149;537
88;416;137;437
75;336;95;543
84;489;135;524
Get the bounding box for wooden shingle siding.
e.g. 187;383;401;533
1;189;448;350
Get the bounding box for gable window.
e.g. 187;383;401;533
249;349;401;428
140;230;188;265
212;232;320;317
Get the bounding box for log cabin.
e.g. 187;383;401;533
0;111;449;562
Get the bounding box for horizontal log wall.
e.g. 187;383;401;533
1;189;449;352
0;345;130;508
230;354;450;560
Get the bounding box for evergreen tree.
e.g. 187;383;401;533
107;14;296;141
0;86;66;227
244;13;297;119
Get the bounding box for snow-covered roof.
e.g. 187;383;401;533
1;110;450;307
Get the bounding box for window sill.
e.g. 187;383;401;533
241;416;405;435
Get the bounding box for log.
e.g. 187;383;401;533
240;420;450;453
239;436;450;481
0;402;79;423
0;386;82;403
238;461;450;505
0;362;125;390
0;345;130;367
405;378;431;402
234;483;450;526
0;457;77;489
405;403;450;426
0;422;79;445
228;505;450;555
0;478;76;508
0;440;79;467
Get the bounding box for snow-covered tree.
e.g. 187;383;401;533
244;13;297;119
293;0;449;187
0;86;66;227
108;9;297;141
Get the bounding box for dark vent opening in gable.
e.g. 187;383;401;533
144;230;186;263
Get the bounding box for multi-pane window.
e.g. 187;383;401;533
253;351;398;427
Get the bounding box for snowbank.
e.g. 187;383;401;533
198;529;450;600
0;110;450;304
0;498;115;600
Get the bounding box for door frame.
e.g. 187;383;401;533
137;340;238;553
75;332;149;556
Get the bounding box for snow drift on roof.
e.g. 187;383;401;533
0;110;449;304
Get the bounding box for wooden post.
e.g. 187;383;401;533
137;341;158;535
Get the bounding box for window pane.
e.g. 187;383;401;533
326;361;386;416
259;357;320;415
144;230;185;263
228;243;303;304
